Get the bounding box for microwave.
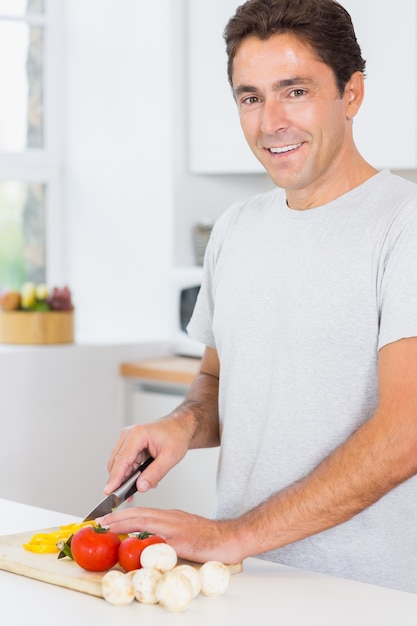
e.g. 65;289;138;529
171;266;205;357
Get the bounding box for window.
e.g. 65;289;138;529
0;180;46;287
0;0;64;290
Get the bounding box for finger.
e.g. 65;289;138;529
133;448;183;494
96;507;162;535
104;454;143;494
97;508;188;538
104;428;148;494
106;427;129;472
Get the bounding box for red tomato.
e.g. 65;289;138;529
71;525;121;572
118;533;166;572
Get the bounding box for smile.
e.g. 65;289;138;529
269;143;303;154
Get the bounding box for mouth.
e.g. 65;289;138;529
268;143;303;155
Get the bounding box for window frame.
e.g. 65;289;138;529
0;2;66;286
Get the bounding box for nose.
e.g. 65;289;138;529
260;98;288;135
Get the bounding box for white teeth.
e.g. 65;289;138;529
269;143;302;154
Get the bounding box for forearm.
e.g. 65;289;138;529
233;407;417;558
103;340;417;566
171;369;220;449
101;411;416;565
167;345;220;449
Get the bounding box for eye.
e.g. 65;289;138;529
289;88;307;98
241;95;262;105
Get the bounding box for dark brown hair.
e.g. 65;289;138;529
224;0;366;96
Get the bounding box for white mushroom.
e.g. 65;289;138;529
101;570;135;605
140;542;177;573
199;561;231;596
131;567;163;604
155;570;194;612
173;564;201;598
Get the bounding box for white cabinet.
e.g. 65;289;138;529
187;0;262;174
126;380;219;516
342;0;417;169
187;0;417;173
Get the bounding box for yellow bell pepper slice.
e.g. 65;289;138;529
23;521;96;554
22;543;62;554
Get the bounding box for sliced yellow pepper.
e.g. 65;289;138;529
22;543;62;554
23;521;96;554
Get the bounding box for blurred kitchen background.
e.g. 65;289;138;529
0;0;416;517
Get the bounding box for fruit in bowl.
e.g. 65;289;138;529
0;289;21;311
21;282;37;310
47;286;74;311
0;284;74;312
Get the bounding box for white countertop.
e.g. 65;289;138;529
1;498;416;625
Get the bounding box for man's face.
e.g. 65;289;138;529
232;33;357;208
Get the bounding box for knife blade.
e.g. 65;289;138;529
83;456;154;522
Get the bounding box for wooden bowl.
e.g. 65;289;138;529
0;310;74;345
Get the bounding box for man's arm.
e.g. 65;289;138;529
182;346;221;449
221;335;417;559
100;337;417;565
104;346;220;494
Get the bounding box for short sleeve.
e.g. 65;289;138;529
378;211;417;349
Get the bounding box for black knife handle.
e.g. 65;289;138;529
113;456;154;504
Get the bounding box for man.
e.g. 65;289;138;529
99;0;417;593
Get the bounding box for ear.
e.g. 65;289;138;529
344;71;365;120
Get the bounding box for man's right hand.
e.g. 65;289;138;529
103;415;193;495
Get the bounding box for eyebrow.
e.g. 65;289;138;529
233;76;315;98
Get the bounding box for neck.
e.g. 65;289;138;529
285;158;378;211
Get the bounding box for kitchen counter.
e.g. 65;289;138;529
119;356;201;385
1;498;417;625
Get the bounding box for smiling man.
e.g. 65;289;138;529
231;32;376;207
102;0;417;594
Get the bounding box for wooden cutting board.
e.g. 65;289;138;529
0;527;242;598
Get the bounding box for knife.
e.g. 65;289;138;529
83;456;154;522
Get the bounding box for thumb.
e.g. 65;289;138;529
135;453;177;492
104;455;154;495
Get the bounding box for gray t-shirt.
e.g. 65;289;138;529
187;169;417;593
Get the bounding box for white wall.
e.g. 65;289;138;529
62;0;274;344
0;341;171;516
64;0;175;344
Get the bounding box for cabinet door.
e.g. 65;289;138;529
129;386;219;517
187;0;263;174
187;0;417;173
342;0;417;169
